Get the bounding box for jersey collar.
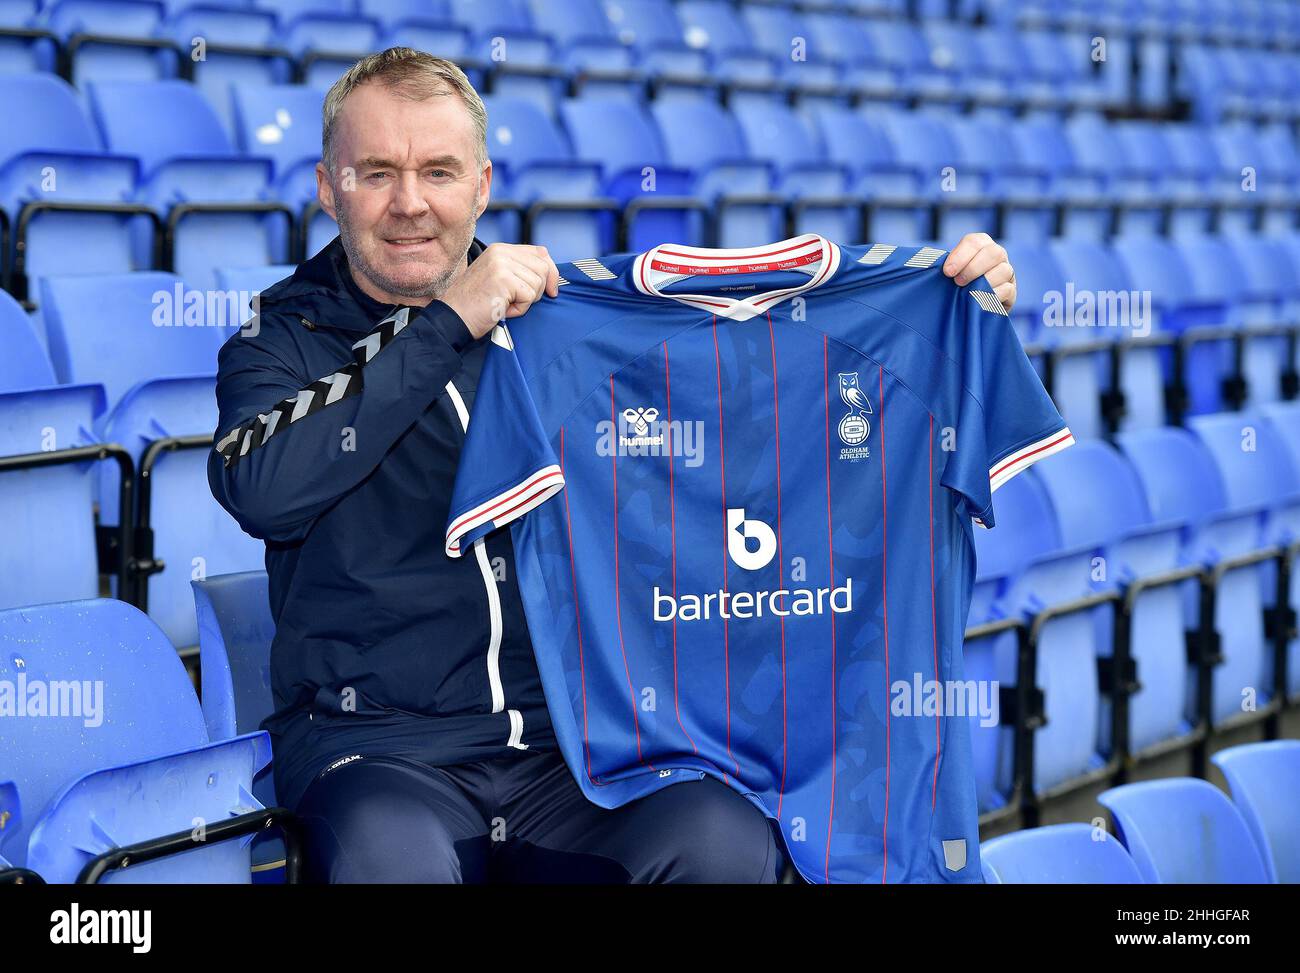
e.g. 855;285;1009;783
631;233;841;321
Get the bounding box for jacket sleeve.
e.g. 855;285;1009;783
208;302;474;543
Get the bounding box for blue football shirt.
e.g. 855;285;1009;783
445;234;1073;883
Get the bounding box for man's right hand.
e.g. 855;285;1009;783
439;243;560;339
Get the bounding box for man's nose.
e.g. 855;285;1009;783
388;171;430;219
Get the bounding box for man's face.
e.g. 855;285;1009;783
317;81;491;306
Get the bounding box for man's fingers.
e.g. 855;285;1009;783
993;279;1017;310
941;232;992;278
983;261;1014;289
952;243;1008;287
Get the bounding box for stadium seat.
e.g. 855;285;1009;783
193;570;282;880
965;471;1063;814
1098;778;1272;883
1116;425;1271;726
1211;740;1300;883
0;286;110;611
157;6;293;135
0;781;21;869
86;80;289;291
483;94;608;259
1031;439;1191;756
0;599;273;882
1041;239;1129;440
38;0;182;86
980;822;1145;883
38;272;262;646
230;85;325;207
558;96;702;252
0;73;147;303
648;98;782;247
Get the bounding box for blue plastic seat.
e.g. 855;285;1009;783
0;599;272;882
1031;439;1190;755
231;84;324;206
600;0;708;92
1098;778;1272;883
483;94;606;258
1259;400;1300;699
193;571;282;879
158;6;293;132
38;272;262;646
807;105;928;243
648;98;780;247
0;781;20;869
965;471;1061;814
1041;239;1131;440
981;822;1145;883
730;101;857;240
0;73;145;302
1117;425;1267;725
558;96;701;251
87;80;286;291
39;0;181;86
1211;740;1300;883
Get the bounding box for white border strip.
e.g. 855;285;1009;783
445;464;565;558
989;427;1075;494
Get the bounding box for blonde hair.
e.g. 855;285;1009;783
321;47;488;172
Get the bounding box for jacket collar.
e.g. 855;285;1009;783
258;234;488;334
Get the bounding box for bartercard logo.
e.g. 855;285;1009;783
727;508;776;570
655;510;852;621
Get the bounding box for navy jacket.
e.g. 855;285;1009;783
209;236;555;808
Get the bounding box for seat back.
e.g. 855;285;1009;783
0;384;106;609
981;822;1145;883
28;732;271;883
0;599;208;868
1098;778;1272;883
1211;740;1300;884
87;79;235;171
39;272;226;411
193;571;276;743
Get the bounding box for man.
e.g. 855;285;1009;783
210;47;1022;883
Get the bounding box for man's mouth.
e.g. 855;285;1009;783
384;237;435;248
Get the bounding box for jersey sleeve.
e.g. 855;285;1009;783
444;324;565;557
941;284;1073;528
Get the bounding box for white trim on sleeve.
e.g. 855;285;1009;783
445;464;566;557
973;426;1075;528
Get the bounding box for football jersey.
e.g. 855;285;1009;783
445;234;1073;883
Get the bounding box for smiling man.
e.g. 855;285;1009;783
210;47;1022;884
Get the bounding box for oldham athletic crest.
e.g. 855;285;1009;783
838;372;873;443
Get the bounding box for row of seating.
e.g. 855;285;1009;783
0;269;273;647
2;221;1298;644
991;0;1300;49
0;0;1137;114
5;68;1300;297
981;746;1299;883
969;406;1300;826
1;584;1294;883
1011;233;1300;441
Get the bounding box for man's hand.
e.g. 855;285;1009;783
942;232;1016;312
440;243;560;339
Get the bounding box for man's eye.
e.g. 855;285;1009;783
366;172;389;181
428;170;451;178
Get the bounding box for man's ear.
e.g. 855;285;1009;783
476;160;493;219
316;161;336;221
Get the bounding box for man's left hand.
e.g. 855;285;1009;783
943;232;1016;312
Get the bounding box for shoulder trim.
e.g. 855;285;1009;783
857;243;897;265
904;246;947;269
214;307;411;469
969;289;1009;316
